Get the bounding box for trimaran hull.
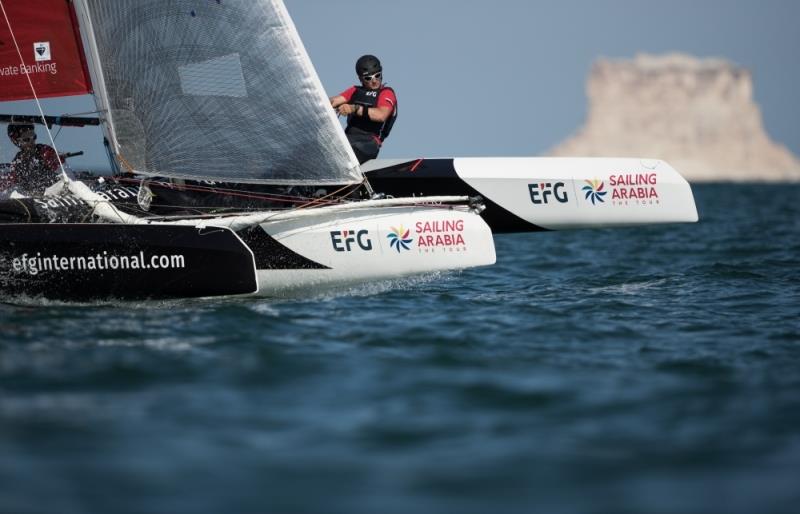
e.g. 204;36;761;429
365;157;699;232
0;155;698;302
0;202;496;302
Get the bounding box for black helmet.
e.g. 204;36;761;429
7;123;34;140
355;54;382;77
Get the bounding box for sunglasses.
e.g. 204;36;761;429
361;72;382;82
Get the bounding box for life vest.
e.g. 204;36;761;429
347;86;397;142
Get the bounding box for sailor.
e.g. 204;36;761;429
330;54;398;164
5;124;61;196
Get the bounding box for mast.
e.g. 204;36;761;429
70;0;118;168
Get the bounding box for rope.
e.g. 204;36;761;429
115;153;136;174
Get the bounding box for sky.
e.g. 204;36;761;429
2;0;798;171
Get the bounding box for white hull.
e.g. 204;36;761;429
365;157;699;232
0;199;495;301
248;203;496;297
455;157;698;229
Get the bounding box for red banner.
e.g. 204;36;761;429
0;0;92;101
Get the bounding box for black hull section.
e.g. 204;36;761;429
0;224;257;301
366;159;546;234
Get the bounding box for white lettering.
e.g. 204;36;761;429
5;251;187;276
0;65;20;76
19;61;58;76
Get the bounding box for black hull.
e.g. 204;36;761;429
0;224;257;301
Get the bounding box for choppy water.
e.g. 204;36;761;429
1;184;799;514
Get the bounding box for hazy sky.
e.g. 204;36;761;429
2;0;797;170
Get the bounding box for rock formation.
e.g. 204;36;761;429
548;53;800;182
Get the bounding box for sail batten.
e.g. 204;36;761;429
78;0;361;184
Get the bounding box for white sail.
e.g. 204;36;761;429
74;0;360;185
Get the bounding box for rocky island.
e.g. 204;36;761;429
549;53;800;182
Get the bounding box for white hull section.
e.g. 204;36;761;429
250;204;495;296
454;157;698;229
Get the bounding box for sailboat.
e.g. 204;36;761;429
0;0;697;302
0;0;496;301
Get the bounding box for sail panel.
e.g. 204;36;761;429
81;0;361;185
0;0;92;101
178;54;248;98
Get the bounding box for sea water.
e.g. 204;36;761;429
1;184;798;514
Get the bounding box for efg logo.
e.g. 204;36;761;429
528;182;568;204
330;229;373;252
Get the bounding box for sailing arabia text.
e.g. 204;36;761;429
609;173;659;202
415;220;466;248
